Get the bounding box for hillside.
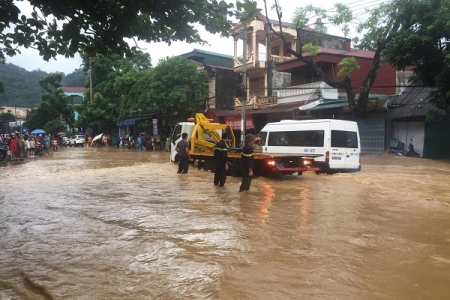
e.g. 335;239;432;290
0;64;87;108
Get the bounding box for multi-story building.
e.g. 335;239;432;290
229;15;408;153
231;15;401;119
179;49;241;110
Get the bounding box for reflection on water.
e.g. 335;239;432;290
1;148;450;299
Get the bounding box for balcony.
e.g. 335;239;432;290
233;52;293;72
234;95;279;110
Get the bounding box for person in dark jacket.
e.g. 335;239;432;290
214;132;229;186
239;134;255;192
175;132;190;174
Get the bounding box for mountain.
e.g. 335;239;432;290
0;64;87;108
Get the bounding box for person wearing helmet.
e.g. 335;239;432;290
239;134;255;192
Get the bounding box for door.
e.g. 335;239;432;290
330;130;347;170
344;130;360;169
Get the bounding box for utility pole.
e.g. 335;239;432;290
89;58;93;101
240;23;248;147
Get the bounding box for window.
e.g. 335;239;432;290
284;42;292;57
331;130;358;148
172;124;182;143
268;130;324;147
259;131;268;146
271;45;280;55
249;76;265;97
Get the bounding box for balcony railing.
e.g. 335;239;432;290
234;52;292;69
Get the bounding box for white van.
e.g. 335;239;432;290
259;119;361;172
169;122;195;162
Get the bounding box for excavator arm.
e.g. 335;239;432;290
190;113;235;154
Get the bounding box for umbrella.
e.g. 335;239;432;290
57;132;66;136
31;129;46;135
92;133;104;143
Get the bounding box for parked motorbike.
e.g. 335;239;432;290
406;141;420;158
35;142;44;156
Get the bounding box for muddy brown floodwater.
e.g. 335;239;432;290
1;147;450;300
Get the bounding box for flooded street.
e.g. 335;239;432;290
1;148;450;300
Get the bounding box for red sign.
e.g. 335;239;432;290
224;115;254;130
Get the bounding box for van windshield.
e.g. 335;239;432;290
268;130;324;147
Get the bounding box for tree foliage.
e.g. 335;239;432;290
43;119;66;136
380;0;450;112
24;73;74;130
0;111;16;133
0;0;235;63
132;57;209;120
75;51;152;134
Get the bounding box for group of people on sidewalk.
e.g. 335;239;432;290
0;132;56;161
115;133;167;151
175;132;256;192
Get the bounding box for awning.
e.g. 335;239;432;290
224;115;255;130
117;117;141;126
299;99;348;111
251;101;307;114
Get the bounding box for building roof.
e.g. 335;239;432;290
179;49;234;69
277;47;376;69
60;87;86;93
251;101;308;114
385;86;442;119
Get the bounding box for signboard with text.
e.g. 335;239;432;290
152;119;158;135
8;121;24;127
223;115;254;130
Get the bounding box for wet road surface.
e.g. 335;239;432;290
1;147;450;299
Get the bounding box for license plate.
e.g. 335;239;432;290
276;163;284;168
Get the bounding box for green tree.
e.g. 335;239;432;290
75;51;152;134
380;0;450;112
133;57;209;120
24;73;74;130
0;111;15;133
263;0;412;115
43;119;66;136
0;0;235;62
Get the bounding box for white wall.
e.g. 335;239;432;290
392;122;425;155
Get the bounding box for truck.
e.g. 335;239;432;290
259;119;361;173
170;113;321;176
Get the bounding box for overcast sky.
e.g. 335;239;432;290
6;0;383;74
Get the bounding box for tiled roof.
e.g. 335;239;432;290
385;86;443;119
179;49;234;69
60;87;86;93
